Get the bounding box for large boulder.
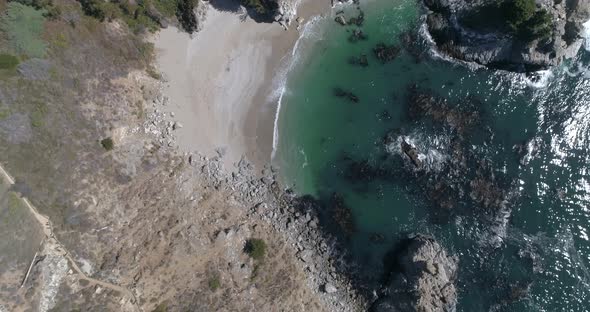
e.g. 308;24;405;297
372;234;459;312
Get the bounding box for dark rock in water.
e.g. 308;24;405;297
422;0;590;72
369;233;386;244
348;29;368;43
348;10;365;26
508;281;532;302
470;177;506;210
333;87;359;103
348;54;369;67
490;280;533;310
427;180;457;213
399;31;423;63
333;87;347;97
372;234;458;312
406;85;479;136
335;15;347;26
373;43;401;63
401;140;422;168
344;159;389;182
329;193;355;235
378;109;391;121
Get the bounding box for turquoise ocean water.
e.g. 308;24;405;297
275;0;590;310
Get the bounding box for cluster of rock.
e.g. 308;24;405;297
382;87;514;247
371;234;459;312
335;7;365;27
181;154;366;311
330;85;513;248
143;93;183;148
333;3;404;63
423;0;590;72
255;194;362;305
274;0;300;28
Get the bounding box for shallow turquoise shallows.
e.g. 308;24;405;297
276;0;590;310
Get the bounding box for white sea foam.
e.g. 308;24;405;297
331;0;355;9
525;69;554;89
270;15;325;160
385;131;450;172
582;19;590;51
299;148;309;168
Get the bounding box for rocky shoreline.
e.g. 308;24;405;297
372;234;459;312
146;77;467;311
422;0;590;72
145;86;366;311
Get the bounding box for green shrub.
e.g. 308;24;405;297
78;0;165;33
10;0;52;9
77;0;199;33
0;2;47;58
78;0;106;21
151;302;167;312
0;54;19;70
502;0;554;42
503;0;536;29
0;109;9;120
461;0;553;42
101;137;114;151
208;276;221;291
244;238;266;260
151;0;179;17
519;9;552;41
43;5;62;20
30;109;44;127
11;0;61;20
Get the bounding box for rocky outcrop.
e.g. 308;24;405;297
274;0;299;28
401;139;422;168
423;0;590;72
371;234;458;312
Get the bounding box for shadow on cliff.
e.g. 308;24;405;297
209;0;278;23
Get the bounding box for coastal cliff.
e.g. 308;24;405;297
424;0;590;72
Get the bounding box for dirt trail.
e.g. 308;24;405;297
0;164;139;310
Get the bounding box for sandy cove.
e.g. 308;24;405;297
153;0;329;170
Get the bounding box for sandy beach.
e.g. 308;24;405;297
153;0;329;170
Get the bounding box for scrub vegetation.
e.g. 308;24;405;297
244;238;267;260
77;0;200;33
0;2;47;58
461;0;553;41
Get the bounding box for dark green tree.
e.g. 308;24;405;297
244;238;266;260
